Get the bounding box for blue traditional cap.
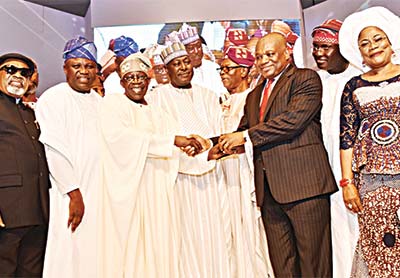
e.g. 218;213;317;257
63;36;97;62
109;36;139;58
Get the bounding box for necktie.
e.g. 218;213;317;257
259;79;274;121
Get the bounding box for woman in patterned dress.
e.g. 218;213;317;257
338;7;400;278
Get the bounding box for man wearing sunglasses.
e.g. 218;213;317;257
0;53;50;277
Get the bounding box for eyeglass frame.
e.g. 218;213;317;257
122;73;149;83
0;65;33;78
216;65;248;74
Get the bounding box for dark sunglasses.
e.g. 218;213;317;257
0;65;33;78
216;65;247;73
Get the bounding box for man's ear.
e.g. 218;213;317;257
63;63;67;75
240;67;250;78
284;48;291;61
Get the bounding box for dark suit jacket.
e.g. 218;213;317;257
238;64;337;206
0;92;49;228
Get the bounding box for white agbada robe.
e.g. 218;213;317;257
219;89;275;278
35;82;102;278
191;59;227;97
98;93;180;278
147;83;231;277
318;65;360;278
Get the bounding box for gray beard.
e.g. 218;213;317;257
7;85;25;97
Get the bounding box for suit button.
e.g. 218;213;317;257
38;153;42;157
31;136;35;140
24;120;28;124
39;172;43;177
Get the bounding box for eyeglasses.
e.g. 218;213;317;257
0;65;33;78
123;74;148;82
216;66;247;73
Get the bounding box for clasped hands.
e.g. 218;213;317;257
208;132;246;160
174;135;211;156
175;131;246;158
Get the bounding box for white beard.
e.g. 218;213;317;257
7;85;25;97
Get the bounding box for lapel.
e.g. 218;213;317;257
260;64;296;121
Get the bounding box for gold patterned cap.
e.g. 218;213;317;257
160;42;188;65
119;53;152;78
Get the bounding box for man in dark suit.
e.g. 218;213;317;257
0;53;49;277
219;33;337;277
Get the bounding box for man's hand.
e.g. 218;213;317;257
67;189;85;232
187;134;211;152
174;135;203;156
208;144;246;160
342;184;363;213
219;132;246;153
208;144;226;160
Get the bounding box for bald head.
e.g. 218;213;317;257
255;33;290;79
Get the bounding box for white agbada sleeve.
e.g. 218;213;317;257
35;85;79;195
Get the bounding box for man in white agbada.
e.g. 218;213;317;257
35;37;102;278
147;42;231;277
177;24;227;97
217;45;274;278
311;19;360;278
98;53;202;277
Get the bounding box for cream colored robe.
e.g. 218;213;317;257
219;89;275;278
35;83;102;278
148;84;231;277
98;93;181;278
318;65;360;278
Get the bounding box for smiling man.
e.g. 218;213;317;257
98;53;203;277
218;33;337;277
217;46;274;277
177;24;226;97
0;53;49;277
147;42;231;277
311;19;361;278
35;36;102;278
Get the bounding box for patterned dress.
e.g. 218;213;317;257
340;75;400;278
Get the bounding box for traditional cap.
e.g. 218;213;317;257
119;53;152;78
225;46;255;67
109;36;139;57
160;42;188;65
339;6;400;71
165;31;182;44
0;53;35;73
271;20;292;37
178;23;200;45
152;54;164;66
63;36;97;62
312;19;342;44
225;28;249;46
286;31;299;45
143;44;166;66
251;29;264;39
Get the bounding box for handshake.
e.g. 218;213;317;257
174;131;246;159
174;135;211;156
